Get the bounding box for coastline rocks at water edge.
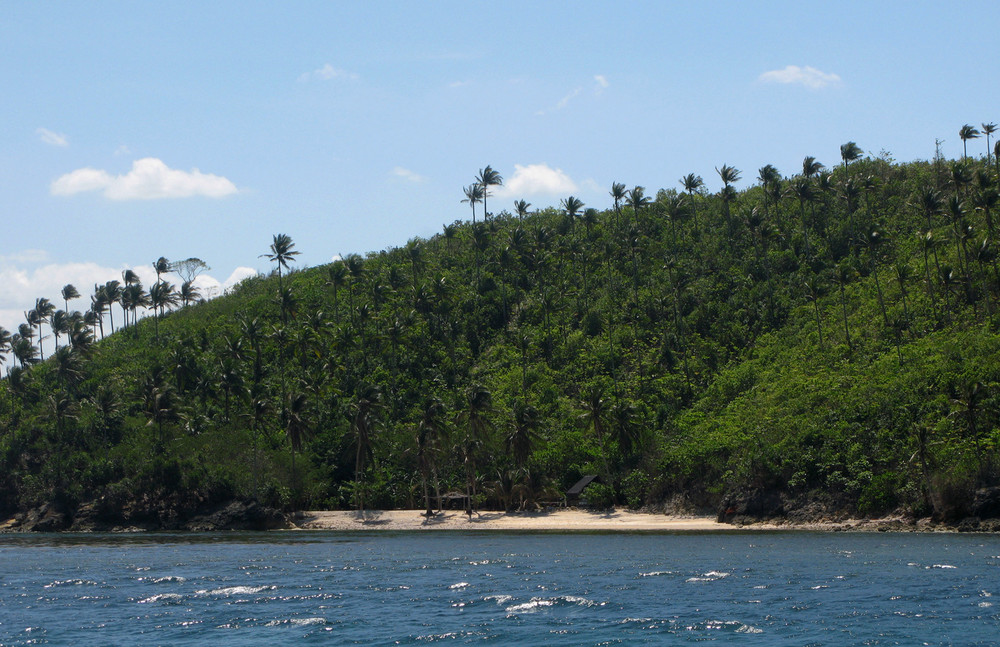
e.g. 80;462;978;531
1;500;290;533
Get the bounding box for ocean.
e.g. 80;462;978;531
1;530;998;645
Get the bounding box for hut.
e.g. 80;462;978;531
566;475;600;507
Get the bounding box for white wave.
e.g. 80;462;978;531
485;594;513;605
265;617;326;627
44;579;97;588
448;582;470;589
686;571;730;583
736;624;764;634
639;570;674;577
505;595;598;615
198;585;276;596
139;576;186;584
506;598;555;614
137;593;183;604
931;564;956;569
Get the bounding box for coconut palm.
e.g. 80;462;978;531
802;156;824;178
476;165;503;219
285;389;311;484
262;233;300;294
983;123;997;163
625;185;651;229
610;182;627;229
508;399;540;469
680;173;704;228
960;124;981;160
458;384;493;515
840;142;863;173
561;196;585;235
179;280;201;307
102;280;122;334
60;284;80;314
514;199;531;221
462;184;484;223
416;395;447;515
350;382;382;512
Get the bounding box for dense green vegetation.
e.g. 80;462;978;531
4;129;1000;526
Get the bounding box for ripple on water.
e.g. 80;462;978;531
264;617;327;627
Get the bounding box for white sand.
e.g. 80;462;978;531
291;508;772;532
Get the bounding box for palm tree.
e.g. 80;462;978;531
716;165;741;230
149;281;179;340
679;173;704;229
459;384;493;515
461;184;484;223
580;384;612;482
50;310;69;351
625;185;651;228
833;260;856;352
102;280;122;334
60;284;80;314
508;399;540;469
840;142;863;174
179;280;201;307
262;233;300;295
153;256;170;283
350;383;381;513
561;196;585;236
31;298;54;360
802;156;824;179
476;165;503;219
416;395;447;515
285;390;311;485
960;124;981;160
983;123;997;163
610;181;627;229
514;199;531;220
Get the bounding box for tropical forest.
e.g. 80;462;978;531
4;126;1000;531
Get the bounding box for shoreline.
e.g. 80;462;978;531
287;508;954;533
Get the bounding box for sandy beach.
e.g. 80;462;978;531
291;508;770;532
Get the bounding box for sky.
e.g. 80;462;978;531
2;1;999;348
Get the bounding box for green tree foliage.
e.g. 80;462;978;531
5;135;1000;526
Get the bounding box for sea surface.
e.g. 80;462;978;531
1;530;998;645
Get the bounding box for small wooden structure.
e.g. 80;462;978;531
439;491;471;510
566;475;600;507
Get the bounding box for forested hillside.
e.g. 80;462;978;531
4;135;1000;529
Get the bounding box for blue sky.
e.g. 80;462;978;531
2;1;998;340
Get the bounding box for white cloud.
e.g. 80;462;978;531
0;252;257;364
298;63;359;82
758;65;842;89
37;127;69;147
114;144;131;156
594;75;609;92
391;166;426;183
51;158;238;200
494;163;578;198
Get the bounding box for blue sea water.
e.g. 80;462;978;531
1;531;998;645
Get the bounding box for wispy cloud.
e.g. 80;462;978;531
298;63;359;82
51;158;238;200
37;127;68;147
758;65;842;89
537;74;608;114
495;163;578;197
391;166;426;183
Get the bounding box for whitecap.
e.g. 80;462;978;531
639;570;674;577
448;582;470;589
736;624;764;634
930;564;956;569
137;593;184;604
139;576;186;584
506;598;555;614
484;594;512;605
44;579;96;588
198;585;276;596
265;617;326;627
